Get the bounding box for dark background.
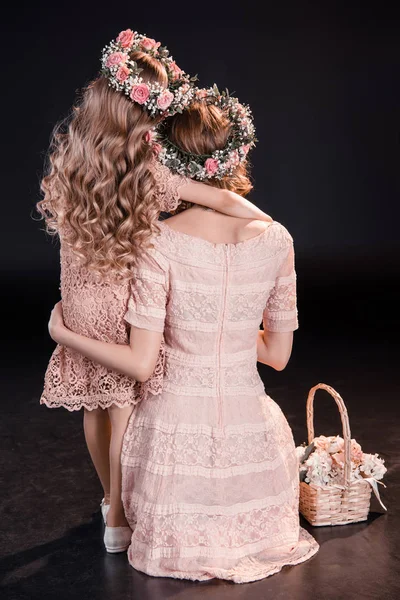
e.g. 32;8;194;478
1;2;400;599
1;1;399;347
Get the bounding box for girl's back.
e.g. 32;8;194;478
40;161;185;411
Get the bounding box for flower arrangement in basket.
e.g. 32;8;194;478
296;383;387;526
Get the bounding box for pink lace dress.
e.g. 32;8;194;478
40;163;187;411
121;220;319;583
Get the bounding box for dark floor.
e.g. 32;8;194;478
1;264;399;600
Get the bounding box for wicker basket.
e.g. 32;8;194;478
299;383;372;526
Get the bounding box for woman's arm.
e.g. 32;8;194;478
48;302;162;382
179;180;272;222
257;329;294;371
259;234;298;370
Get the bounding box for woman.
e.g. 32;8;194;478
48;91;319;582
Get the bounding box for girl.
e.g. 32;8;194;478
38;30;272;553
47;88;319;582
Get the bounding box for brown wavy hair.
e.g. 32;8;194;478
37;52;169;278
164;101;253;197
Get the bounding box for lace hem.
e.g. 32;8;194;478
125;308;165;332
41;341;165;411
40;393;140;412
220;528;319;584
127;527;319;583
264;314;299;333
130;527;299;560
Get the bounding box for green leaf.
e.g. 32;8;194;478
167;158;181;169
301;442;315;463
299;469;308;482
212;83;220;96
189;161;202;174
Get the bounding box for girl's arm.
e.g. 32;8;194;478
48;302;162;383
179;180;272;222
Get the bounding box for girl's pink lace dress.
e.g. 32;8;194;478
40;163;187;411
121;220;319;583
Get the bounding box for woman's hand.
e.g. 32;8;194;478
48;301;67;344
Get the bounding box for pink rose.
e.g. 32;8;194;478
116;65;130;82
117;29;135;48
169;60;183;80
332;451;345;465
332;442;363;466
205;158;219;175
106;52;128;68
130;83;150;104
229;150;240;166
152;142;162;156
141;37;161;51
328;436;344;453
351;439;364;463
157;90;174;111
241;144;251;155
314;435;331;452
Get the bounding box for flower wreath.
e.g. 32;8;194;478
101;29;196;116
156;85;257;181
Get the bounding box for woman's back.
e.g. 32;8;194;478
137;207;299;410
122;206;319;582
165;204;272;245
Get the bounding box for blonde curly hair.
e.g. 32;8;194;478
37;51;169;278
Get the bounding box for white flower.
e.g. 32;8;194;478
328;436;345;454
360;453;387;481
304;449;333;486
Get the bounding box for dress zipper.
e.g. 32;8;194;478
217;244;229;429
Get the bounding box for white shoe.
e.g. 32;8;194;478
104;525;132;553
100;498;110;524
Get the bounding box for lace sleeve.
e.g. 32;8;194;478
125;249;169;333
152;159;189;213
263;241;299;333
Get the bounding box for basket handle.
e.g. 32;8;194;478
306;383;352;488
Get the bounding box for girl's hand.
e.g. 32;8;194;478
48;301;66;344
